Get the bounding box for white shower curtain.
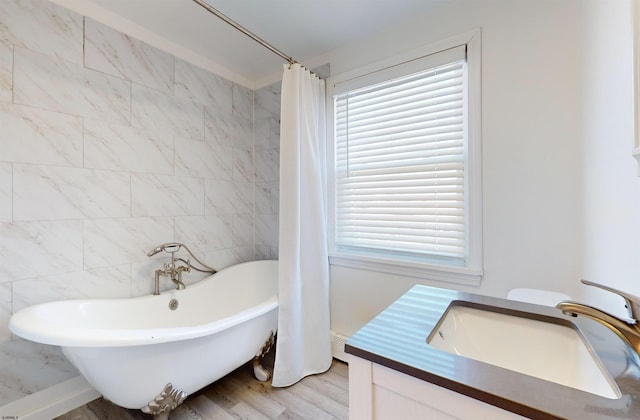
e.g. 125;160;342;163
272;63;332;387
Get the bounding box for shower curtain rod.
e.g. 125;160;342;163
191;0;297;65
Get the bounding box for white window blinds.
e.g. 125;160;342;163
333;47;468;264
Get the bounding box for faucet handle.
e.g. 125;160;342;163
581;279;640;321
177;259;191;273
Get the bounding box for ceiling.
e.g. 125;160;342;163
52;0;447;89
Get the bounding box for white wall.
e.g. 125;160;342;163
581;0;640;317
329;0;615;336
0;0;280;405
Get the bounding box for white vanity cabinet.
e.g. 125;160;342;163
348;356;525;420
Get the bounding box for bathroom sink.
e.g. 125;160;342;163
427;303;621;399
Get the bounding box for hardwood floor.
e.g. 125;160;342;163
55;355;348;420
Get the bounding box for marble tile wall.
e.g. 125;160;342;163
254;84;281;260
0;0;281;406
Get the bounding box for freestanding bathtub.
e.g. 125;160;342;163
9;259;278;417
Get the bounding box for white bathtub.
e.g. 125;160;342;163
9;260;278;412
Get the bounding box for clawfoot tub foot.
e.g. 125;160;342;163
253;330;276;382
141;382;187;419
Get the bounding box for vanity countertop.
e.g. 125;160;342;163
345;284;640;419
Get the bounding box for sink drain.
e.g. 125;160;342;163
169;299;179;311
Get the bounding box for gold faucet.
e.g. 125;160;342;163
556;279;640;356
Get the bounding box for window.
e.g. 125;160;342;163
327;31;482;285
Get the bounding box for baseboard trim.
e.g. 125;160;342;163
0;375;100;420
331;330;350;362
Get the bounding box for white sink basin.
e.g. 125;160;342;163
427;304;621;399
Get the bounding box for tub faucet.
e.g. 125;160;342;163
556;279;640;357
150;243;191;295
147;242;217;295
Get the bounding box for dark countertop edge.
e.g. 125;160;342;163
345;343;561;420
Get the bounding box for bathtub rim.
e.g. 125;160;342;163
10;297;277;348
9;260;279;348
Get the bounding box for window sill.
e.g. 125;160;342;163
328;254;483;287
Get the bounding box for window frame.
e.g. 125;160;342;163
326;29;483;286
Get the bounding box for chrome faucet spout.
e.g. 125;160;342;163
147;242;213;294
171;264;189;290
557;279;640;358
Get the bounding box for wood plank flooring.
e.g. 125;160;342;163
55;355;348;420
